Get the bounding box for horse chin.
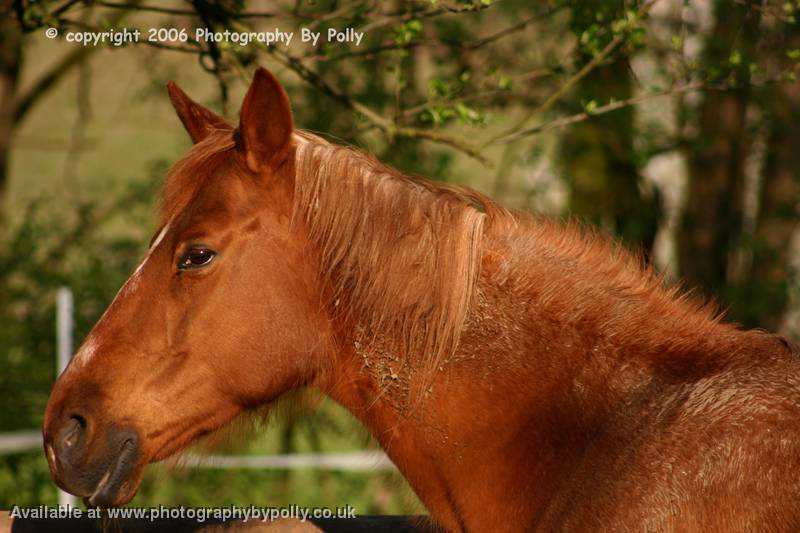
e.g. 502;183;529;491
85;439;144;508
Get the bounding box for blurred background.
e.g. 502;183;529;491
1;0;798;514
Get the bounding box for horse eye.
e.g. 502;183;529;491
178;247;216;270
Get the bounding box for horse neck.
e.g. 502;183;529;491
317;218;755;529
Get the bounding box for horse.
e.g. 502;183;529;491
43;67;800;532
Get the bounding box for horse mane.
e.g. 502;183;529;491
291;132;734;368
292;131;499;380
504;217;730;358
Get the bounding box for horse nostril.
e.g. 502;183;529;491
71;414;87;430
58;415;87;453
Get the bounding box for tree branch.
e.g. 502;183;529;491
266;47;490;166
492;82;704;144
94;1;277;18
484;0;658;147
490;70;797;145
12;4;136;124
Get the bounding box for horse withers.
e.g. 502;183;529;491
43;67;800;532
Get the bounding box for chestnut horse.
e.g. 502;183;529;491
44;67;800;532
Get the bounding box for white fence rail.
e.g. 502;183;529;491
0;431;394;472
55;287;77;508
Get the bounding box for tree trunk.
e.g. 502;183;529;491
746;25;800;330
561;2;661;253
0;10;22;208
678;0;760;297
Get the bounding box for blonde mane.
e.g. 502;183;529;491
292;131;497;378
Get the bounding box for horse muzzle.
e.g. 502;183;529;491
43;414;142;507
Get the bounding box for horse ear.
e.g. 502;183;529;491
238;67;294;173
167;81;231;143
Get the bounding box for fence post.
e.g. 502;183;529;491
56;287;78;510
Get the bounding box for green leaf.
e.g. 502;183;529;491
428;78;449;98
393;19;423;45
454;103;485;126
406;20;423;33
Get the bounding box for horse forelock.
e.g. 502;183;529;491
159;130;237;226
